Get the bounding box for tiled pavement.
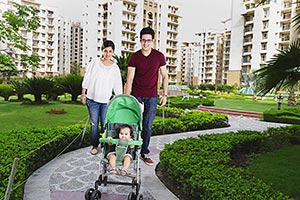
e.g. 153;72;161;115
23;116;289;200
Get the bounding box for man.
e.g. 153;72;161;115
125;27;168;165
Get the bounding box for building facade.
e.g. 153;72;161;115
82;0;181;84
0;0;71;77
228;0;300;86
70;22;84;67
180;42;201;85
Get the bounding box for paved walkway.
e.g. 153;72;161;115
23;116;289;200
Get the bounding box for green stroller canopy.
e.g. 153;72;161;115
104;95;142;127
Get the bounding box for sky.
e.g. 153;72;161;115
37;0;232;41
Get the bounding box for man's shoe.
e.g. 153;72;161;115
141;154;154;166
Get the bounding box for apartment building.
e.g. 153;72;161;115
229;0;300;86
70;22;84;67
222;30;231;85
196;31;224;85
180;42;202;85
0;0;70;77
82;0;181;84
180;31;226;86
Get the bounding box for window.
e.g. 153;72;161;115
262;32;268;39
261;42;267;50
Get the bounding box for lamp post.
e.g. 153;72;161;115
277;94;283;110
199;90;203;106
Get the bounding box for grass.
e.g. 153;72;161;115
0;100;88;132
248;145;300;198
211;98;289;112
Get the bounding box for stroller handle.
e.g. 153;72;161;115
100;138;142;146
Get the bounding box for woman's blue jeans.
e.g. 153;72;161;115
86;98;107;147
136;97;158;156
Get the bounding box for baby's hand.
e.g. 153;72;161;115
129;138;134;148
107;137;113;145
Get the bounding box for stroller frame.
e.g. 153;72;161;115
85;95;144;200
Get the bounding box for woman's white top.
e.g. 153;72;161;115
82;58;123;103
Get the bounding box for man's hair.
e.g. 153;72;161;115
118;124;133;138
140;27;155;39
102;40;115;51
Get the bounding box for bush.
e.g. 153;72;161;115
154;107;228;136
168;96;200;109
0;84;15;101
202;98;214;106
0;124;89;199
160;125;300;199
263;108;300;124
156;106;184;118
152;118;186;135
179;111;229;131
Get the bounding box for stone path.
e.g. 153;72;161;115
24;116;289;200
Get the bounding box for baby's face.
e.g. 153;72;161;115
119;127;131;140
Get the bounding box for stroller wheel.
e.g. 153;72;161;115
128;191;136;200
136;193;143;200
84;188;94;200
90;190;101;200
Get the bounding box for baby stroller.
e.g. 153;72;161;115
85;94;144;200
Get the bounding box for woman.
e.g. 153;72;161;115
81;40;123;155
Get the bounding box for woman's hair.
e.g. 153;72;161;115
140;27;154;39
102;40;115;51
118;124;133;138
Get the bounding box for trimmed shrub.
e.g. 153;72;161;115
263;108;300;124
0;124;89;199
152;118;186;135
160;125;300;199
156;106;184;118
179;111;229;131
0;84;15;101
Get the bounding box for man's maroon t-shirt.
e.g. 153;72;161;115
128;49;166;97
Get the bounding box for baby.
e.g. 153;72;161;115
107;124;134;175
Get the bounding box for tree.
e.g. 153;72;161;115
0;2;40;81
70;62;82;75
24;77;54;103
0;54;17;83
59;75;83;102
114;54;131;85
254;41;300;106
11;78;27;101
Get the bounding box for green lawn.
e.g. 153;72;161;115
0;101;88;132
212;98;289;112
248;145;300;198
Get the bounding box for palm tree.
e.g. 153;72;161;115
59;74;83;102
24;77;55;103
254;41;300;106
113;54;131;85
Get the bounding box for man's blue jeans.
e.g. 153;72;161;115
86;98;107;147
136;97;158;156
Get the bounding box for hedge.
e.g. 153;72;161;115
263;108;300;124
0;124;89;199
160;125;300;199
